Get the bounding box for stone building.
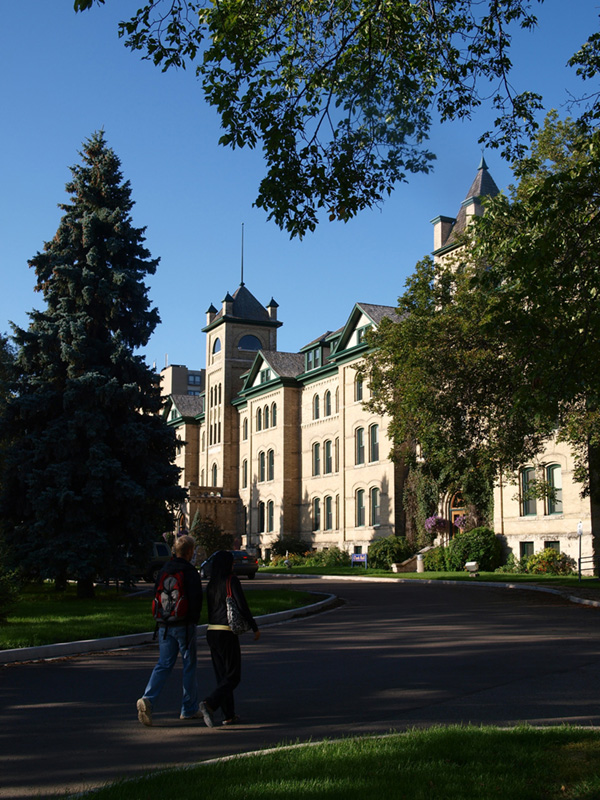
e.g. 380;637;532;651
162;159;594;567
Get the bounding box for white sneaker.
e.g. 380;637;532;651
199;701;215;728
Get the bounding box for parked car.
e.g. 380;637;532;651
200;550;258;580
137;541;172;583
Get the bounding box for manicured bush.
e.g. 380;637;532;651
270;552;306;567
368;535;417;569
270;536;310;557
524;548;576;576
445;527;503;571
423;546;449;571
303;547;351;567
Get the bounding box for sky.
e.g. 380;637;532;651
1;1;598;371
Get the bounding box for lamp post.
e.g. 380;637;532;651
578;520;583;582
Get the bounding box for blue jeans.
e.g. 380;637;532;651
143;624;199;717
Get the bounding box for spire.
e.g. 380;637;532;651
240;222;245;287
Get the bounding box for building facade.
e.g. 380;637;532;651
163;160;594;567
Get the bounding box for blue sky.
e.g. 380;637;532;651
1;1;598;370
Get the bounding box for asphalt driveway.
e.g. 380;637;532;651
2;576;600;798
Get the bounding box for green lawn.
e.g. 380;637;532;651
0;583;317;650
61;725;600;800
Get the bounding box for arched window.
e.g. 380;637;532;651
356;489;365;527
355;375;363;402
335;437;340;472
212;337;222;355
258;501;265;532
369;424;379;462
264;405;270;428
313;394;320;420
267;449;275;481
370;487;381;526
355;427;365;465
218;384;222;405
324;440;333;474
546;464;563;514
242;459;248;489
335;387;339;413
324;496;333;530
243;418;248;440
238;334;262;351
200;469;205;485
312;442;321;476
313;498;321;531
202;432;205;451
267;500;274;533
259;451;266;482
271;402;277;427
211;463;218;487
257;407;262;431
521;467;536;516
324;390;332;417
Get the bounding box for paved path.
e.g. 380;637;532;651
2;577;600;798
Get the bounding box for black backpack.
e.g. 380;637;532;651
152;569;189;626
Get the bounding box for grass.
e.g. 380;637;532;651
62;725;600;799
0;583;317;650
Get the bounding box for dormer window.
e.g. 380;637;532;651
356;325;370;345
260;368;272;383
306;347;321;371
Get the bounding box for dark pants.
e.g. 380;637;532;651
205;630;241;720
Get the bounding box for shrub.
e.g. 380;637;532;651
445;527;503;571
423;546;449;571
368;535;417;570
524;549;576;576
190;514;233;558
303;547;351;567
0;568;20;624
270;552;306;567
270;536;310;557
495;553;522;573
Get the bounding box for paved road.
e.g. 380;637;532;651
2;576;600;798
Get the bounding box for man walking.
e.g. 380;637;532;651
136;534;202;725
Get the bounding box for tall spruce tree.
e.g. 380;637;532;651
0;132;185;597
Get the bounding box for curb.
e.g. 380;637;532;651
263;571;600;608
0;591;337;665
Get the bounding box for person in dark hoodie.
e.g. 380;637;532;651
136;534;202;726
199;550;260;727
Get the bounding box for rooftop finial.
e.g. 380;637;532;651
478;152;488;171
240;223;245;287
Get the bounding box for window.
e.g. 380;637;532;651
264;405;270;428
521;468;536;516
324;496;333;530
370;487;380;526
258;502;265;533
357;324;370;344
243;418;248;440
212;337;221;355
355;427;365;465
306;347;321;371
271;402;277;427
369;424;379;462
355;376;363;402
545;541;560;551
313;498;321;531
335;437;340;472
239;334;262;351
335;388;339;413
202;432;205;451
267;449;275;481
312;443;321;476
259;451;266;482
324;440;333;474
324;390;332;417
211;464;218;487
260;368;272;383
257;407;262;431
188;374;202;385
267;501;274;533
242;459;248;489
546;464;563;514
313;394;320;420
520;541;534;559
306;350;313;372
356;490;365;527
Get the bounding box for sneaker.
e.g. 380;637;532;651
199;701;215;728
222;715;241;726
179;710;203;721
136;697;153;727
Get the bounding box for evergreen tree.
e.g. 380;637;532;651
0;132;185;597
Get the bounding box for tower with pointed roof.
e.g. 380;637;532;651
200;284;282;512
